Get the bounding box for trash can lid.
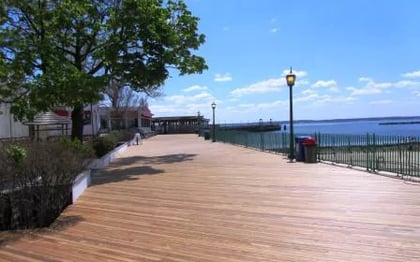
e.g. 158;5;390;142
303;137;317;145
295;135;312;142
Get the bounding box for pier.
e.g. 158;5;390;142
1;134;420;261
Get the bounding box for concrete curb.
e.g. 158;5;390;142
72;137;136;203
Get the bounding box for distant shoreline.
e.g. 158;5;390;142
379;121;420;126
293;116;420;124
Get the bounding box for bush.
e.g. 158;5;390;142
3;144;26;165
0;140;92;230
58;137;95;160
110;130;135;142
92;130;135;157
92;134;118;157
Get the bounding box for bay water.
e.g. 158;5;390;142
278;117;420;137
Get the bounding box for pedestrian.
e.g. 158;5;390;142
135;132;142;145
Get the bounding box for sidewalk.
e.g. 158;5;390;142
1;134;420;261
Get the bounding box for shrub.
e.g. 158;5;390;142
3;144;26;165
0;143;27;193
110;130;135;142
92;134;118;157
0;140;92;230
58;137;95;160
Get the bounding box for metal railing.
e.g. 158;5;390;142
215;130;420;177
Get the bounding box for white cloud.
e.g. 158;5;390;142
296;79;310;86
358;77;372;82
151;93;220;117
316;96;356;105
295;88;356;105
347;77;393;96
299;94;356;105
402;70;420;78
373;82;393;89
214;73;232;82
230;78;284;97
255;100;288;109
329;87;339;92
226;100;288;113
394;80;420;88
312;80;337;88
166;91;215;104
295;93;321;103
183;85;208;92
301;89;316;96
412;90;420;97
281;69;308;78
311;80;339;92
347;86;382;96
269;28;278;33
369;100;393;105
150;104;179;114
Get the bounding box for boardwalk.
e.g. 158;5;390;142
1;134;420;261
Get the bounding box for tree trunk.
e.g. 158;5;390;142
71;105;84;141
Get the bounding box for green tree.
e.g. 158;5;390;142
0;0;207;141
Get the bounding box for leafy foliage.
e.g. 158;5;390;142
92;130;135;157
58;137;95;159
3;144;27;165
110;129;136;142
1;0;207;140
0;140;93;230
92;134;119;158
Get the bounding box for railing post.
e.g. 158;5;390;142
372;133;377;172
366;133;369;171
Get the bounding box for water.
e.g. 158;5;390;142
278;117;420;137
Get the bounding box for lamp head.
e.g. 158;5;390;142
211;102;216;109
286;67;296;87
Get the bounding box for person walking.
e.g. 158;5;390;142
135;131;142;145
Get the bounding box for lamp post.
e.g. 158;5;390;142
259;118;264;150
286;67;296;160
211;102;216;142
197;111;201;137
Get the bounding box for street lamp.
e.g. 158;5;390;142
211;102;216;142
259;118;264;150
286;67;296;160
197;111;201;137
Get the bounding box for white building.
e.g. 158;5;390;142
0;103;100;141
54;104;101;136
0;103;29;140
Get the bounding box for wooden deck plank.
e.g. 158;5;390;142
2;134;420;261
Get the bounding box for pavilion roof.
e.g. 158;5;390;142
24;112;71;126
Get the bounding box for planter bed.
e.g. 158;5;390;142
0;137;136;231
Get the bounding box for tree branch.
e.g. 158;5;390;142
88;60;104;75
19;7;40;36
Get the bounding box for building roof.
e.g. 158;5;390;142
141;106;153;118
24;112;71;126
100;106;154;119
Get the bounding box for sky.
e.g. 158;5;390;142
149;0;420;123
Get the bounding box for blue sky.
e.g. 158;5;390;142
149;0;420;123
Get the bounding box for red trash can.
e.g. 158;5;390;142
303;137;317;163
